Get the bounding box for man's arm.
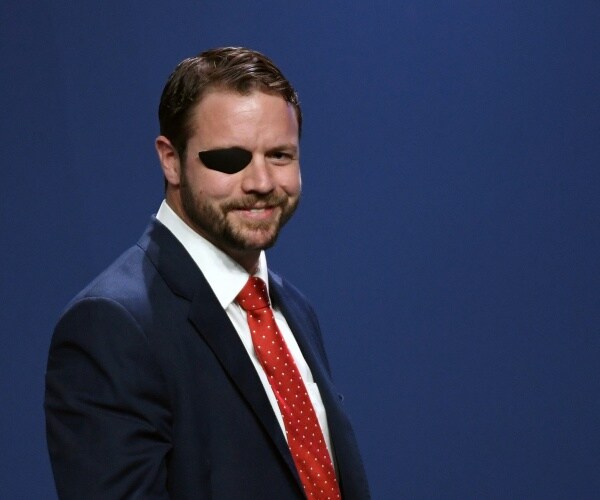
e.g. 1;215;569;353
45;297;172;499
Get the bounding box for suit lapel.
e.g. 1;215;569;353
269;273;370;499
186;286;302;489
138;219;303;492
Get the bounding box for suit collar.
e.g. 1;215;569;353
137;217;198;300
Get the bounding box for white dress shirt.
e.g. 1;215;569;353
156;200;334;456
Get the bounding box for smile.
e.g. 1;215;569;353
231;206;278;219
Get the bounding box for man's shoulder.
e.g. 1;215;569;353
68;243;153;309
66;218;185;307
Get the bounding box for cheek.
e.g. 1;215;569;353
279;167;302;196
190;169;238;199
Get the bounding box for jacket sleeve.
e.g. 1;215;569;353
45;297;172;499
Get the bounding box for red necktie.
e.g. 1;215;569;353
237;277;341;499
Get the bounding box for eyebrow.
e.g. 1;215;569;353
265;144;299;155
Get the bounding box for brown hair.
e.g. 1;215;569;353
158;47;302;160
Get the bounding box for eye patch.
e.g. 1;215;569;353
198;147;252;174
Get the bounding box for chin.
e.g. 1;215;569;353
236;229;280;251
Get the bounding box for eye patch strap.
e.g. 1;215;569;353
199;147;252;174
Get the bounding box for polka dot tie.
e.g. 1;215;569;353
237;277;341;499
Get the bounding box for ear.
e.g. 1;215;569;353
155;135;181;187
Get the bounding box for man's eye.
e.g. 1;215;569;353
270;152;293;163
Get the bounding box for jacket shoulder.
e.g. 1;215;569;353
66;244;154;312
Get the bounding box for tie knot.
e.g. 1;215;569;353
236;276;270;311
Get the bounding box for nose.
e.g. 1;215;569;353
240;155;275;194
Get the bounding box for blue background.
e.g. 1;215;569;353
2;1;599;498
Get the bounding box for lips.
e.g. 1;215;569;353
225;194;286;211
224;196;286;222
233;206;277;219
239;204;271;211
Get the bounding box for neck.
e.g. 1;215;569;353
228;250;261;275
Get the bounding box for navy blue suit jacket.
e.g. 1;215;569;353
45;218;370;499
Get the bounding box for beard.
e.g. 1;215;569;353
179;170;299;254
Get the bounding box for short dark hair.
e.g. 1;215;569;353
158;47;302;160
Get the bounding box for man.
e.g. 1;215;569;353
45;47;370;499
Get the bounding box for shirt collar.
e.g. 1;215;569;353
156;200;269;309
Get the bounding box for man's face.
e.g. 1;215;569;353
168;90;301;268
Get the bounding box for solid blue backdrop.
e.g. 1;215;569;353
1;1;599;498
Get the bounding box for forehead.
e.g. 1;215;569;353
188;90;299;145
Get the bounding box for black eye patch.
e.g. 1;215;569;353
198;147;252;174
